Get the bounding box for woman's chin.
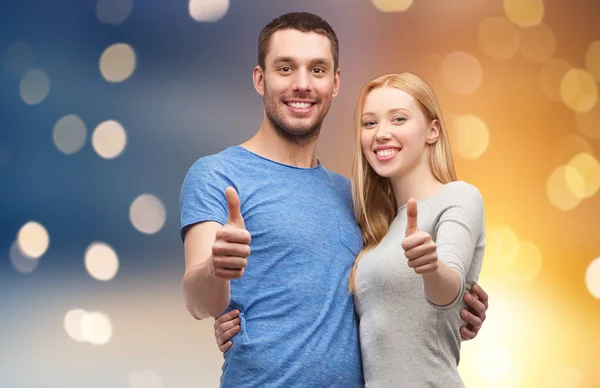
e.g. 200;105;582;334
369;165;397;178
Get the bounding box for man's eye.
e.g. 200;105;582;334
279;67;291;72
313;68;325;73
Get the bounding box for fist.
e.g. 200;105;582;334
402;198;439;275
211;187;252;280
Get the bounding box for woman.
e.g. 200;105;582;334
214;72;485;387
348;72;485;386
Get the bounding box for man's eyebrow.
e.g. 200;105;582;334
272;56;296;64
309;58;332;66
271;57;332;66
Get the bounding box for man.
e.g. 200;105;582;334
180;12;488;387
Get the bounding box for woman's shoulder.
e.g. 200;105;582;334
441;181;483;207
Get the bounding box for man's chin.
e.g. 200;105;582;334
266;110;323;142
284;126;317;137
278;120;321;138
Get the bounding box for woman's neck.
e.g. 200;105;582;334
390;161;445;207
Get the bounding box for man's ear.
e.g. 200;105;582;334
332;68;341;98
253;65;265;96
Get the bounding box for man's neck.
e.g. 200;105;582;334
241;119;319;169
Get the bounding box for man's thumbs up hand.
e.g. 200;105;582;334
226;187;245;229
211;187;251;280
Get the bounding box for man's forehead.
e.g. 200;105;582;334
266;29;333;64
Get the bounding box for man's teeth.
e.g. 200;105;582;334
287;102;312;109
376;149;399;157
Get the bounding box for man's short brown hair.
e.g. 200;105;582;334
258;12;340;71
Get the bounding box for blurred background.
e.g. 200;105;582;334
1;0;599;387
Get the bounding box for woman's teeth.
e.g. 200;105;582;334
376;149;399;157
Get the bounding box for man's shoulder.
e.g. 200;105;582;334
187;146;243;174
320;166;351;189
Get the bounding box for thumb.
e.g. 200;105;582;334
405;198;419;237
225;187;245;228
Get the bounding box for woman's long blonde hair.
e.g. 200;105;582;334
348;72;457;294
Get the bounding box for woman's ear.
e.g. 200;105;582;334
426;119;441;144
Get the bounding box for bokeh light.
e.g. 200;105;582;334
64;309;88;342
539;58;571;102
130;194;167;235
477;17;520;60
585;257;600;298
441;51;483;95
2;41;33;76
53;115;87;155
189;0;230;22
99;43;136;83
566;153;600;199
20;69;50;105
458;293;529;387
483;363;523;388
96;0;134;25
2;2;600;387
560;68;598;113
503;0;545;27
574;100;600;139
554;134;593;165
585;40;600;81
81;312;113;345
85;242;119;281
9;241;40;274
484;226;520;269
17;221;49;259
450;114;489;160
546;165;584;211
92;120;127;159
508;241;543;285
476;347;512;382
518;22;556;63
370;0;413;12
128;370;163;388
546;365;583;388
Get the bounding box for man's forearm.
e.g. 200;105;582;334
182;262;230;319
422;262;461;307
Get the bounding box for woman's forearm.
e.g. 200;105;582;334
421;261;461;306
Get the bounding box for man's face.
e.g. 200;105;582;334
255;29;340;143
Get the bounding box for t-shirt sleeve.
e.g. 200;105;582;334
178;157;232;242
430;184;484;308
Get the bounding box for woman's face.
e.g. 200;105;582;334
360;86;438;178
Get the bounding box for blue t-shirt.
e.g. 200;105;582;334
179;146;364;387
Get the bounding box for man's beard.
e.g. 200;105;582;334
263;83;328;145
265;109;322;145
